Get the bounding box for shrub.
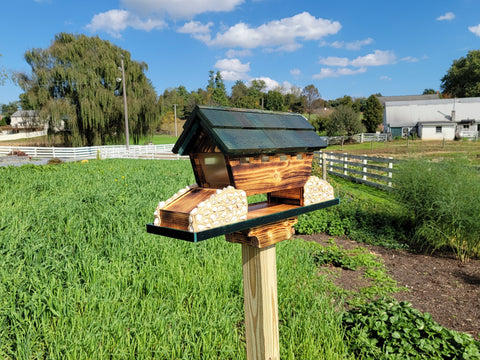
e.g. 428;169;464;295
394;159;480;261
343;298;480;359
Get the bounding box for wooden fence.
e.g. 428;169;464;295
314;151;397;190
0;144;187;160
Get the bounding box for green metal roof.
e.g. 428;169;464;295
173;106;327;156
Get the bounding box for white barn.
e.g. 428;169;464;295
382;97;480;140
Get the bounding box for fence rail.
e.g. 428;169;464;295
314;151;398;190
0;144;187;160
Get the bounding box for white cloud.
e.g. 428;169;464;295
319;56;350;67
328;38;374;50
121;0;244;19
319;50;396;68
290;68;301;77
313;67;366;79
380;75;392;81
226;49;252;58
215;58;251;81
468;24;480;36
400;56;419;63
436;12;455;21
178;21;213;42
208;12;341;51
351;50;396;67
86;9;166;38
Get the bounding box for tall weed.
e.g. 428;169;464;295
394;159;480;261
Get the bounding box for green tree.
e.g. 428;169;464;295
303;84;320;120
422;88;436;95
248;79;267;109
230;80;250;108
15;33;159;146
207;71;229;106
265;90;286;111
1;101;19;125
326;105;365;136
362;95;383;132
441;50;480;98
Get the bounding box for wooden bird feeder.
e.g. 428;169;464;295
147;106;339;359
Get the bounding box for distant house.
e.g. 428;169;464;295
381;96;480;140
10;110;42;129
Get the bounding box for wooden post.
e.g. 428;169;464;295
242;244;280;360
362;155;367;181
388;157;393;188
322;152;327;181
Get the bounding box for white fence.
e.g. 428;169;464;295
0;130;48;141
0;144;187;160
315;151;397;190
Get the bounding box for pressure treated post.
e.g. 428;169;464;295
242;243;280;360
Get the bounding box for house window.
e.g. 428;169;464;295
436;126;442;133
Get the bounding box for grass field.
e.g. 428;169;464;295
0;159;351;359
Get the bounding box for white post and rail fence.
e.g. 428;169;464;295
314;151;397;191
0;144;187;160
0;144;397;190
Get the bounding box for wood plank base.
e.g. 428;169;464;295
225;218;297;248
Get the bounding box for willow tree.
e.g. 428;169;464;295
16;33;158;146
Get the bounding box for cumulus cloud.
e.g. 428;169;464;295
436;12;455;21
86;9;166;37
290;68;301;77
215;58;251;81
225;49;253;58
313;67;366;79
178;21;213;42
315;50;396;79
328;37;374;50
208;12;341;51
120;0;244;18
468;24;480;36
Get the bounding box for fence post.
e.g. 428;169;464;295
361;133;364;143
362;155;367;181
343;153;348;176
388;157;393;187
322;152;327;180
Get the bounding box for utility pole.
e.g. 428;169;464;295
120;58;130;149
174;104;178;137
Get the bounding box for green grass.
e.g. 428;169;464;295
0;159;349;359
137;134;178;145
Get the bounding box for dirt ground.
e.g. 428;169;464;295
299;234;480;340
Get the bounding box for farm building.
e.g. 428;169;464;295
10;110;41;129
381;96;480;139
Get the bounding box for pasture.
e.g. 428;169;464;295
0;159;348;359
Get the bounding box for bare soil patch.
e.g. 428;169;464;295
299;233;480;340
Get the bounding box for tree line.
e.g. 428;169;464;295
1;33;479;146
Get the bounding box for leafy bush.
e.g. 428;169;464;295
343;299;480;359
394;159;480;261
296;177;408;249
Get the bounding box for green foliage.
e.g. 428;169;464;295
0;159;348;359
343;299;480;359
296;177;408;249
1;101;19;124
0;118;6;126
16;33;159;146
327;105;366;136
394;159;480;261
441;49;480;97
362;95;383;132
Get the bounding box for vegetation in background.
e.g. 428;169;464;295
326;105;366;136
441;49;480;98
394;159;480;262
296;176;409;250
362;95;383;132
14;33;159;146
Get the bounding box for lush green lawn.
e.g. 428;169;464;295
0;159;349;359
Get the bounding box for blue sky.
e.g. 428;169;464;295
1;0;480;106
